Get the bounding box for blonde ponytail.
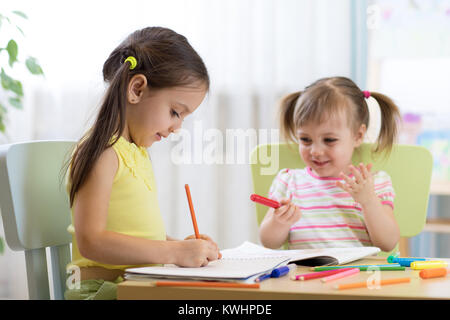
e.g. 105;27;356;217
279;91;302;144
370;92;401;155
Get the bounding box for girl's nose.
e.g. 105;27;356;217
170;119;183;133
310;144;324;157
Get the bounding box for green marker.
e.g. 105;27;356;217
387;252;400;263
311;265;405;272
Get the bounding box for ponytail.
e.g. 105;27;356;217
279;91;302;144
68;60;130;207
370;92;401;155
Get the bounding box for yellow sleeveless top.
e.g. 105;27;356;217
67;136;166;270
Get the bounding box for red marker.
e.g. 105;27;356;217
250;194;281;209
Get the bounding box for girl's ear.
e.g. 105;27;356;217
354;123;367;147
127;74;148;104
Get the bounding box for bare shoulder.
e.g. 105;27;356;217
75;146;118;202
73;146;119;234
89;146;118;186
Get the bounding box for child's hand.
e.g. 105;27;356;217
174;235;221;267
271;197;302;226
184;234;222;259
336;163;376;206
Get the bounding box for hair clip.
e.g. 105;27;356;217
124;56;137;70
362;90;371;99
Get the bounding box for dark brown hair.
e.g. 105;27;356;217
279;76;400;155
66;27;209;207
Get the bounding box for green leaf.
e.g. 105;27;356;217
25;57;44;75
1;69;24;97
9;96;23;109
0;106;5;133
12;11;28;19
16;25;25;36
6;39;18;67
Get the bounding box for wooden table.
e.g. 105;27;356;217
117;256;450;300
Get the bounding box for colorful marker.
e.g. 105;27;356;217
387;257;427;267
387;252;400;263
271;264;296;277
256;264;296;282
410;261;448;270
334;277;411;290
291;268;352;281
321;268;360;283
419;268;450;279
250;194;281;209
311;265;405;272
255;273;271;283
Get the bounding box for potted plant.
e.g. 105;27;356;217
0;9;44;254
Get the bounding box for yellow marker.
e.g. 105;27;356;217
410;261;448;270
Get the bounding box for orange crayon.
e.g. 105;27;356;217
419;268;450;279
185;184;200;239
334;277;411;290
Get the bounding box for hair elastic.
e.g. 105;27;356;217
124;56;137;70
362;90;371;99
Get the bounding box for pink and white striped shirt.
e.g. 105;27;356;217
268;167;395;249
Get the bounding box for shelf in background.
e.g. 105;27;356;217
430;181;450;195
424;219;450;234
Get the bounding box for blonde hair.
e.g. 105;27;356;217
279;76;401;155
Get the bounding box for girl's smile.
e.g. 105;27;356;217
297;112;365;178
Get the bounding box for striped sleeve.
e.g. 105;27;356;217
268;168;292;202
374;170;395;209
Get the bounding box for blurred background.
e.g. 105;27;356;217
0;0;449;299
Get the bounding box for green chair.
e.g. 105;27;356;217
250;142;433;254
0;140;76;299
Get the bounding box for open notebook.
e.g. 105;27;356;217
124;241;380;282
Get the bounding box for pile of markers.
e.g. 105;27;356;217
288;255;450;290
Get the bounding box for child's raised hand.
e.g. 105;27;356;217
271;197;302;226
336;163;376;206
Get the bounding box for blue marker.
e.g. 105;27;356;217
391;257;427;267
271;265;295;278
255;273;271;282
255;265;296;282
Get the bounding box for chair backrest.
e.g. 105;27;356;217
250;143;433;251
0;140;76;299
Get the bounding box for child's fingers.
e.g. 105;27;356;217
198;234;212;242
358;163;367;180
350;165;364;184
273;205;289;218
360;163;369;179
277;203;295;221
336;180;351;193
279;198;291;206
339;172;356;188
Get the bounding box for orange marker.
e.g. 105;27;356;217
334;277;411;290
419;268;450;279
185;184;200;239
155;281;260;289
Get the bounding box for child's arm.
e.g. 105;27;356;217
73;147;220;267
258;198;302;249
337;164;400;252
360;198;399;252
